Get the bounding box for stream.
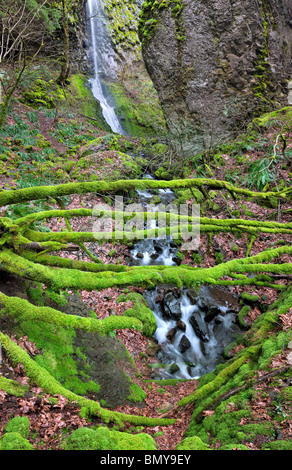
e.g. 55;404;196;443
127;180;243;380
86;2;243;381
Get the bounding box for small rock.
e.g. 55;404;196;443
205;305;221;322
287;352;292;365
166;327;177;342
176;320;186;331
146;340;159;357
169;363;180;374
179;335;191;353
157;402;174;413
186;287;198;304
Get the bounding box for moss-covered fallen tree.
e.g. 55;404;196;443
0;176;290;207
0;177;291;430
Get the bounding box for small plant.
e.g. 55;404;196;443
246;158;277;190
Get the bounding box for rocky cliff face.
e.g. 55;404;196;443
139;0;292;157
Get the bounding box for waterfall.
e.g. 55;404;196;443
86;0;124;134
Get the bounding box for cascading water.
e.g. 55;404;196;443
128;179;243;380
128;175;181;267
86;0;124;134
143;285;242;380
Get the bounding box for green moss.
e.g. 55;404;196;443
127;382;147;403
66;74;109;130
20;78;64;110
278;386;292;402
258;331;290;370
106;79;166;137
4;417;30;439
138;0;185;45
104;0;142;59
117;292;157;337
175;436;211;450
220;444;249;450
240;292;260;304
60;426;157;450
70;150;142;182
238;305;251;329
262;440;292;450
0;376;29;397
214;251;224;265
251;107;292;129
0;175;289;208
0;432;34;450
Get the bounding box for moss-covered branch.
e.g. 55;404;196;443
15;208;292;237
0;245;291;292
22;251;129;273
0;293;143;335
0;332;175;426
0;177;290;207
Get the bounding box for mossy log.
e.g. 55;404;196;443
0;177;290;207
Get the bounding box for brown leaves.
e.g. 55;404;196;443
279;308;292;331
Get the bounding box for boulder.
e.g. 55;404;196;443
140;0;292;157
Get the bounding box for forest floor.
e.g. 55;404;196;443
0;86;291;450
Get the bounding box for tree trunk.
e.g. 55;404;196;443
57;0;70;87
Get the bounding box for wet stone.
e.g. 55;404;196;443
205;305;221;322
176;320;186;331
166;327;177;342
189;315;210;343
197;298;209;312
169;363;180;375
186;287;198;305
162;292;182;320
179;335;191;353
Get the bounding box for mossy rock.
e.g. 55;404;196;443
117;292;157;337
4;416;30;439
251;106;292;129
21;78;64;109
0;432;34;450
175;188;204;204
106;77;166;138
60;426;157;450
66;74;110;131
71;150;142;181
155;166;172;180
255;196;278;209
175;436;211;450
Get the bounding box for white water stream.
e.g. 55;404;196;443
129;181;242;380
86;0;124;134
